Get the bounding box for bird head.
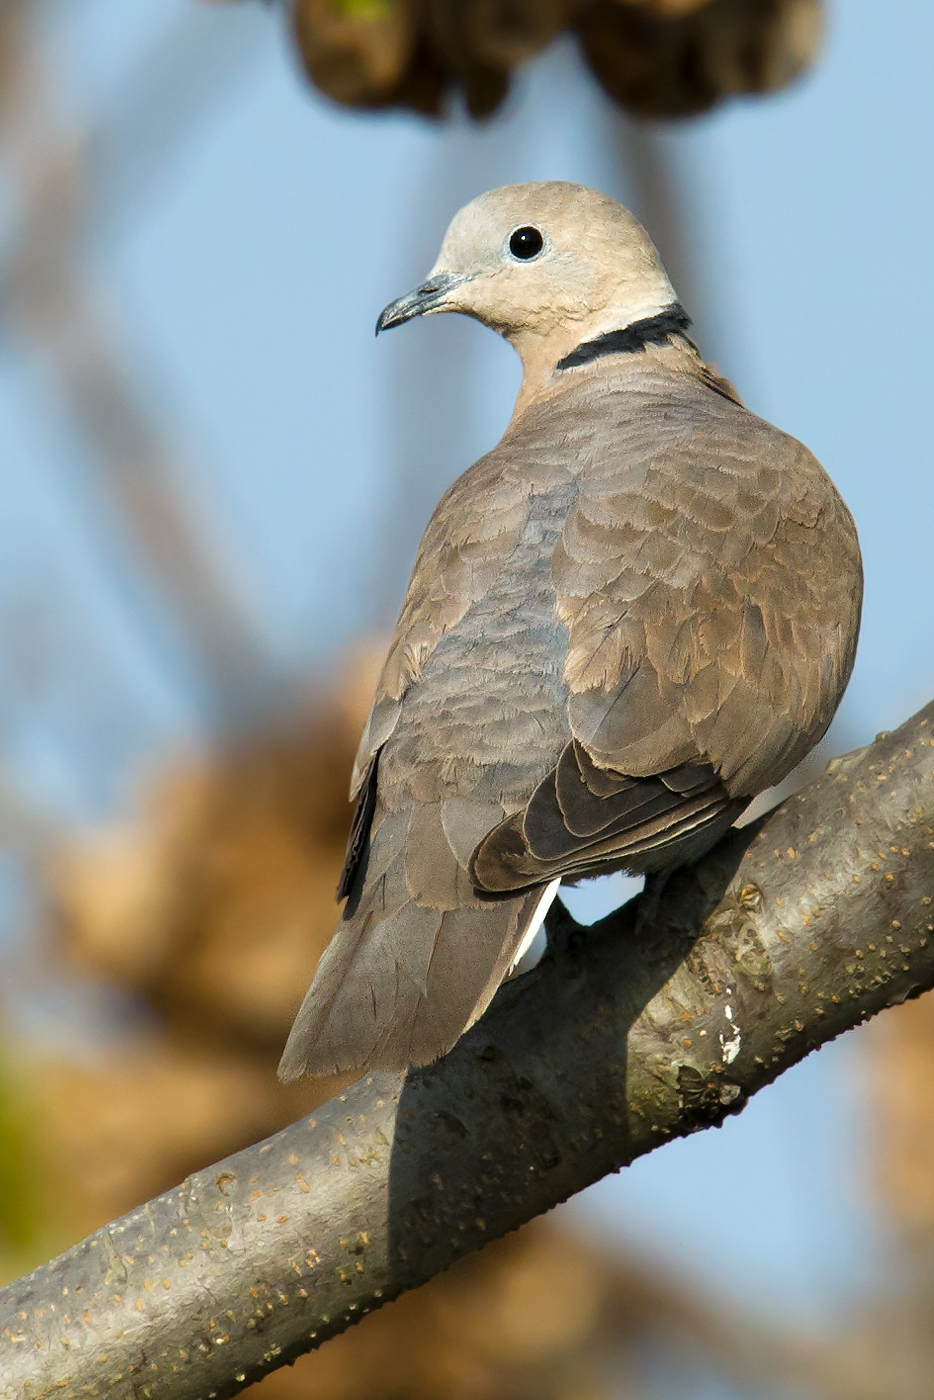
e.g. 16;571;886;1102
376;181;678;374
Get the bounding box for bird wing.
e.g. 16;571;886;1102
348;446;548;800
283;444;575;1076
561;378;861;782
468;370;862;889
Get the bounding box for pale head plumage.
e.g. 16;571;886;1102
377;181;680;412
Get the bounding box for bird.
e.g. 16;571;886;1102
278;180;862;1081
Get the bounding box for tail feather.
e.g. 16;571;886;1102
278;803;550;1079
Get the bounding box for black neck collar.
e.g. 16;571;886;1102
556;303;692;371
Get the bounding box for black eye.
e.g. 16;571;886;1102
508;225;544;260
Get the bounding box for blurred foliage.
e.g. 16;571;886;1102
0;1045;40;1253
869;991;934;1240
48;646;382;1066
274;0;823;119
36;650;381;1232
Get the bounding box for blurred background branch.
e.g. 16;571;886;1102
0;1;282;727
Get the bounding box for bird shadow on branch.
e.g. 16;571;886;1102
386;818;755;1281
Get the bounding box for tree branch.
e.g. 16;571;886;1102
5;701;934;1398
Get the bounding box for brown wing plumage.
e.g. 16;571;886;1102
281;354;862;1077
471;744;744;890
469;369;862;890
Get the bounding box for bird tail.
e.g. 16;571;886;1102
277;803;555;1079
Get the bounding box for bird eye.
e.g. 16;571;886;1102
508;225;544;260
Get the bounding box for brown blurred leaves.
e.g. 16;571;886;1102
277;0;823;118
50;648;379;1059
250;1228;623;1400
37;649;382;1234
578;0;821;118
870;993;934;1241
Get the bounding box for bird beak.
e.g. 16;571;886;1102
376;271;468;334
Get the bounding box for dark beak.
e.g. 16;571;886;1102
375;271;467;334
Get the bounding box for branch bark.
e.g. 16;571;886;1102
5;701;934;1398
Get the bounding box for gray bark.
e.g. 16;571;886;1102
4;702;934;1399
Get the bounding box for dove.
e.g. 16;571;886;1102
279;180;862;1080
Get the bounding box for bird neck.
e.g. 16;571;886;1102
555;304;692;369
508;301;697;423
